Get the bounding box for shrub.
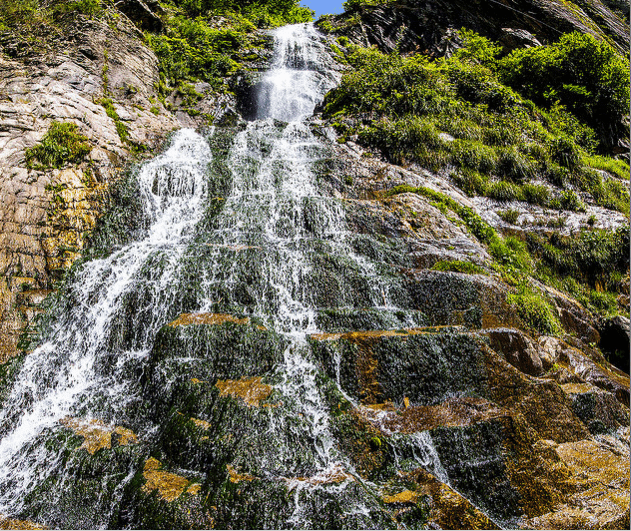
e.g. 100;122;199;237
557;190;585;211
496;147;536;183
498;209;520;224
450;169;488;197
450;139;497;173
521;183;550;207
25;122;91;169
549;135;581;170
499;32;630;149
486;181;520;202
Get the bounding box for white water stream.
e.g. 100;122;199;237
0;129;212;515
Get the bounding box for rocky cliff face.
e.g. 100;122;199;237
318;0;630;56
0;3;247;361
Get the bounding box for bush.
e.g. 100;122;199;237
527;227;629;289
521;183;550;207
25;122;91;169
486;181;520;202
557;190;585;211
499;32;630;149
450;169;488;197
497;209;520;224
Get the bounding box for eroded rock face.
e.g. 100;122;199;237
0;12;190;360
319;0;629;55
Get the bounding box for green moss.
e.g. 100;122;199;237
99;97;129;143
25;121;91;169
507;283;561;335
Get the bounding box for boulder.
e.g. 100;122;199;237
486;328;543;376
499;28;541;51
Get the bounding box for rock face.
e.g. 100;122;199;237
319;0;629;55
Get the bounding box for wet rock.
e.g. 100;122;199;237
524;438;630;530
311;328;490;407
486;327;543;376
561;383;629;434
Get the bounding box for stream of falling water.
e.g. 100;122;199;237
0;129;213;515
0;23;453;527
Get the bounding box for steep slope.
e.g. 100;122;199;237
0;1;628;530
317;0;629;55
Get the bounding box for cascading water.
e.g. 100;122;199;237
0;23;455;529
0;130;213;519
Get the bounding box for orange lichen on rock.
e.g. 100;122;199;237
520;437;630;529
310;326;449;342
227;464;257;483
169;313;250;327
191;418;211;430
560;383;597;395
142;458;201;502
60;417;138;455
215;377;273;407
392;468;499;529
0;516;46;530
383;490;418;504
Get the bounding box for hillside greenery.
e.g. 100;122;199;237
324;30;629;319
0;0;313;92
324;31;629;213
148;1;313;92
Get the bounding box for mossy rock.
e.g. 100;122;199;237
310;329;489;406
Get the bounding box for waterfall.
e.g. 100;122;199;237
0;23;450;529
256;23;339;121
0;130;213;517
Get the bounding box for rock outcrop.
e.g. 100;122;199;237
318;0;629;56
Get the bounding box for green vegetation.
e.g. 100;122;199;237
323;30;630;214
146;1;313;93
386;185;531;279
527;227;629;316
0;0;106;34
499;32;630;150
25;122;92;170
100;97;129;143
507;282;561;335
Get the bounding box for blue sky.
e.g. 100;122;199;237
302;1;345;19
